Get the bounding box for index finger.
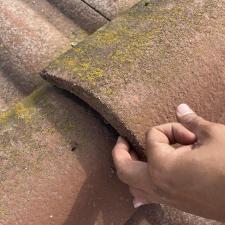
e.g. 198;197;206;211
112;136;132;170
112;137;149;190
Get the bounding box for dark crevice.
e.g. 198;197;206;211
80;0;111;21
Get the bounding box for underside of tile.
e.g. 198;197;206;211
42;0;225;151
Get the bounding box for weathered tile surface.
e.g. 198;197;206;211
1;0;225;224
125;205;224;225
42;0;225;151
83;0;140;19
0;0;94;111
0;84;223;225
46;0;108;33
0;83;134;225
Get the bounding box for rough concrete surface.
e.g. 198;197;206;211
0;0;83;111
0;0;111;112
0;0;140;112
42;0;225;151
0;0;146;224
0;84;223;225
46;0;108;33
84;0;141;19
0;84;134;225
1;0;225;224
125;204;224;225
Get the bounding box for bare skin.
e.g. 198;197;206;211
112;104;225;222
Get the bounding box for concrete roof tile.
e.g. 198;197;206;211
0;0;140;224
83;0;141;19
0;84;134;225
1;0;224;224
43;0;225;151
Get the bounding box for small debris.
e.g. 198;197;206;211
71;42;77;48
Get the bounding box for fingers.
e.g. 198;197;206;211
112;137;150;190
176;104;211;136
146;122;196;164
112;136;132;170
147;123;196;145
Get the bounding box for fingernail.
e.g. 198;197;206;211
177;104;194;116
117;136;123;142
133;199;145;208
117;136;123;144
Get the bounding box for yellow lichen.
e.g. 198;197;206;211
0;84;48;126
0;205;7;218
0;110;13;125
80;63;90;70
86;68;104;82
101;87;114;96
14;103;36;123
95;30;118;45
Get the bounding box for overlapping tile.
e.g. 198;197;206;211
0;0;90;111
46;0;108;33
0;84;134;225
42;0;225;151
125;205;224;225
1;0;225;224
83;0;140;19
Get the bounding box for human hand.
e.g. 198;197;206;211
112;104;225;222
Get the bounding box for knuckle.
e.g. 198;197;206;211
146;128;153;138
146;127;157;141
199;122;218;136
185;115;199;127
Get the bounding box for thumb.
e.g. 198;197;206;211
176;104;210;136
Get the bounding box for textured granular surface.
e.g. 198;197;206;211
1;0;225;224
0;84;134;225
42;0;225;151
0;84;223;225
